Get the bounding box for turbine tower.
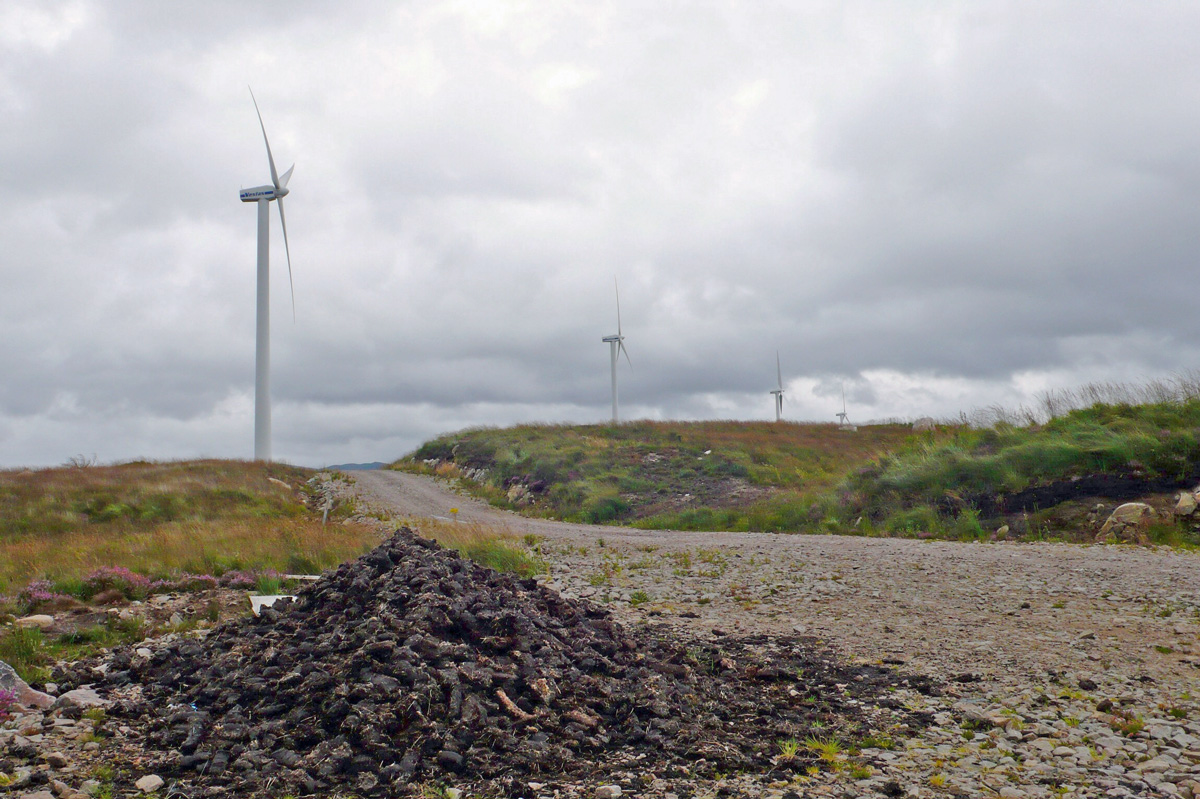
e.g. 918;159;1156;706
770;351;785;422
239;88;294;462
601;279;631;423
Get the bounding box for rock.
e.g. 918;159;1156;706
596;787;623;799
135;775;165;792
436;750;463;770
912;417;936;432
1175;492;1198;516
55;687;109;708
18;791;55;799
44;751;69;768
0;660;55;710
1096;502;1155;544
14;615;54;630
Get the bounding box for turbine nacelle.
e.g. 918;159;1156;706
240;185;284;202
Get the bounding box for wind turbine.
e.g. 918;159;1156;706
836;383;856;430
239;88;295;462
770;351;785;422
601;279;631;423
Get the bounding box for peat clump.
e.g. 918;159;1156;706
104;529;928;797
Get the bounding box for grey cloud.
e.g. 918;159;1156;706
7;2;1200;467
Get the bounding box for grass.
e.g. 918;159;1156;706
395;394;1200;543
405;518;548;579
0;616;151;683
0;460;377;595
395;420;921;531
843;400;1200;540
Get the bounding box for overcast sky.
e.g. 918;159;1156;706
4;1;1200;468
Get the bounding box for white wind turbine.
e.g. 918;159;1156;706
239;88;295;462
836;383;856;430
770;351;785;422
601;279;631;423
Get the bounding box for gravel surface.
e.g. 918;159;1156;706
350;470;1200;799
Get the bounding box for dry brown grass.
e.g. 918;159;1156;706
0;459;380;592
0;517;380;589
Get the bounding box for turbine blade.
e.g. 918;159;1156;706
620;340;632;368
776;351;782;390
614;277;622;337
279;163;294;189
277;197;295;322
249;87;281;190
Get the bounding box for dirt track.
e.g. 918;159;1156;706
350;470;1199;681
350;470;1200;798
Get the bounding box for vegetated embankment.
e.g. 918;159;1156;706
396;402;1200;544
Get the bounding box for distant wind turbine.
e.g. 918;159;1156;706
239;87;295;462
770;351;785;422
836;383;856;431
601;278;631;423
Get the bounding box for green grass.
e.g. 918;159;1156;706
842;401;1200;541
0;616;152;683
395;420;923;531
394;398;1200;542
407;518;549;579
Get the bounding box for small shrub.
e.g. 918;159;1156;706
1111;713;1145;737
0;687;17;721
0;626;47;683
805;735;842;761
951;507;985;541
17;580;74;611
82;566;153;600
581;495;631;524
884;506;942;537
857;735;895;750
629;590;651;606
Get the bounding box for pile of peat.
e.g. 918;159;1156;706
95;529;934;797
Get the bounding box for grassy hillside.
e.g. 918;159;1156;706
0;460;547;684
396;405;1200;544
842;401;1200;542
396;420;929;531
0;459;375;594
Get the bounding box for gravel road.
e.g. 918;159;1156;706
350;470;1200;799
